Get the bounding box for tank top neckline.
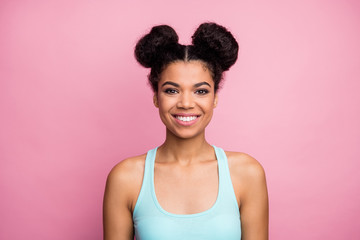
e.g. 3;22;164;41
149;145;223;218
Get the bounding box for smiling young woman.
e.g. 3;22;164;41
155;61;217;140
103;23;269;240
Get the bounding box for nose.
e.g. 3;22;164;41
177;92;195;109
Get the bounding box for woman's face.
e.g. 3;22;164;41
154;60;218;139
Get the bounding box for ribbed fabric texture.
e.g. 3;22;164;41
133;146;241;240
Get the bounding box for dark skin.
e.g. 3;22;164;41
103;60;269;240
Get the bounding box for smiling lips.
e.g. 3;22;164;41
172;114;200;126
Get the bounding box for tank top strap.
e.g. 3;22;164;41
132;147;158;217
143;147;158;189
213;146;239;209
146;147;158;179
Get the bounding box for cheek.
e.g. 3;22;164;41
200;98;216;110
157;96;177;117
158;96;172;108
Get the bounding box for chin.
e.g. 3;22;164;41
168;128;205;140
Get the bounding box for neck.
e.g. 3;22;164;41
157;129;214;164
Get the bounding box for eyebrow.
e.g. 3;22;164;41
161;81;211;88
161;81;180;87
194;82;211;88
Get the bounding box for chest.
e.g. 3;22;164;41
154;160;219;214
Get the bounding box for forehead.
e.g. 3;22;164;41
160;61;214;86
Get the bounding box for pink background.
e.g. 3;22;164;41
1;0;360;239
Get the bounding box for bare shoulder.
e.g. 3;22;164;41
225;151;269;238
225;151;265;178
103;154;147;239
105;154;147;210
107;154;146;182
225;150;267;199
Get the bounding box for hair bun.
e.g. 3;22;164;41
135;25;179;68
191;22;238;71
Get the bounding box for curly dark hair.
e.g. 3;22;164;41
134;22;239;92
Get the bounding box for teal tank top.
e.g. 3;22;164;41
132;146;241;240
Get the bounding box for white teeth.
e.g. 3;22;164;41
176;116;198;122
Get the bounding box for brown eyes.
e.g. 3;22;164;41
164;88;179;94
163;88;209;95
195;89;209;95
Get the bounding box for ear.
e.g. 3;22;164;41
213;94;218;108
153;93;159;108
